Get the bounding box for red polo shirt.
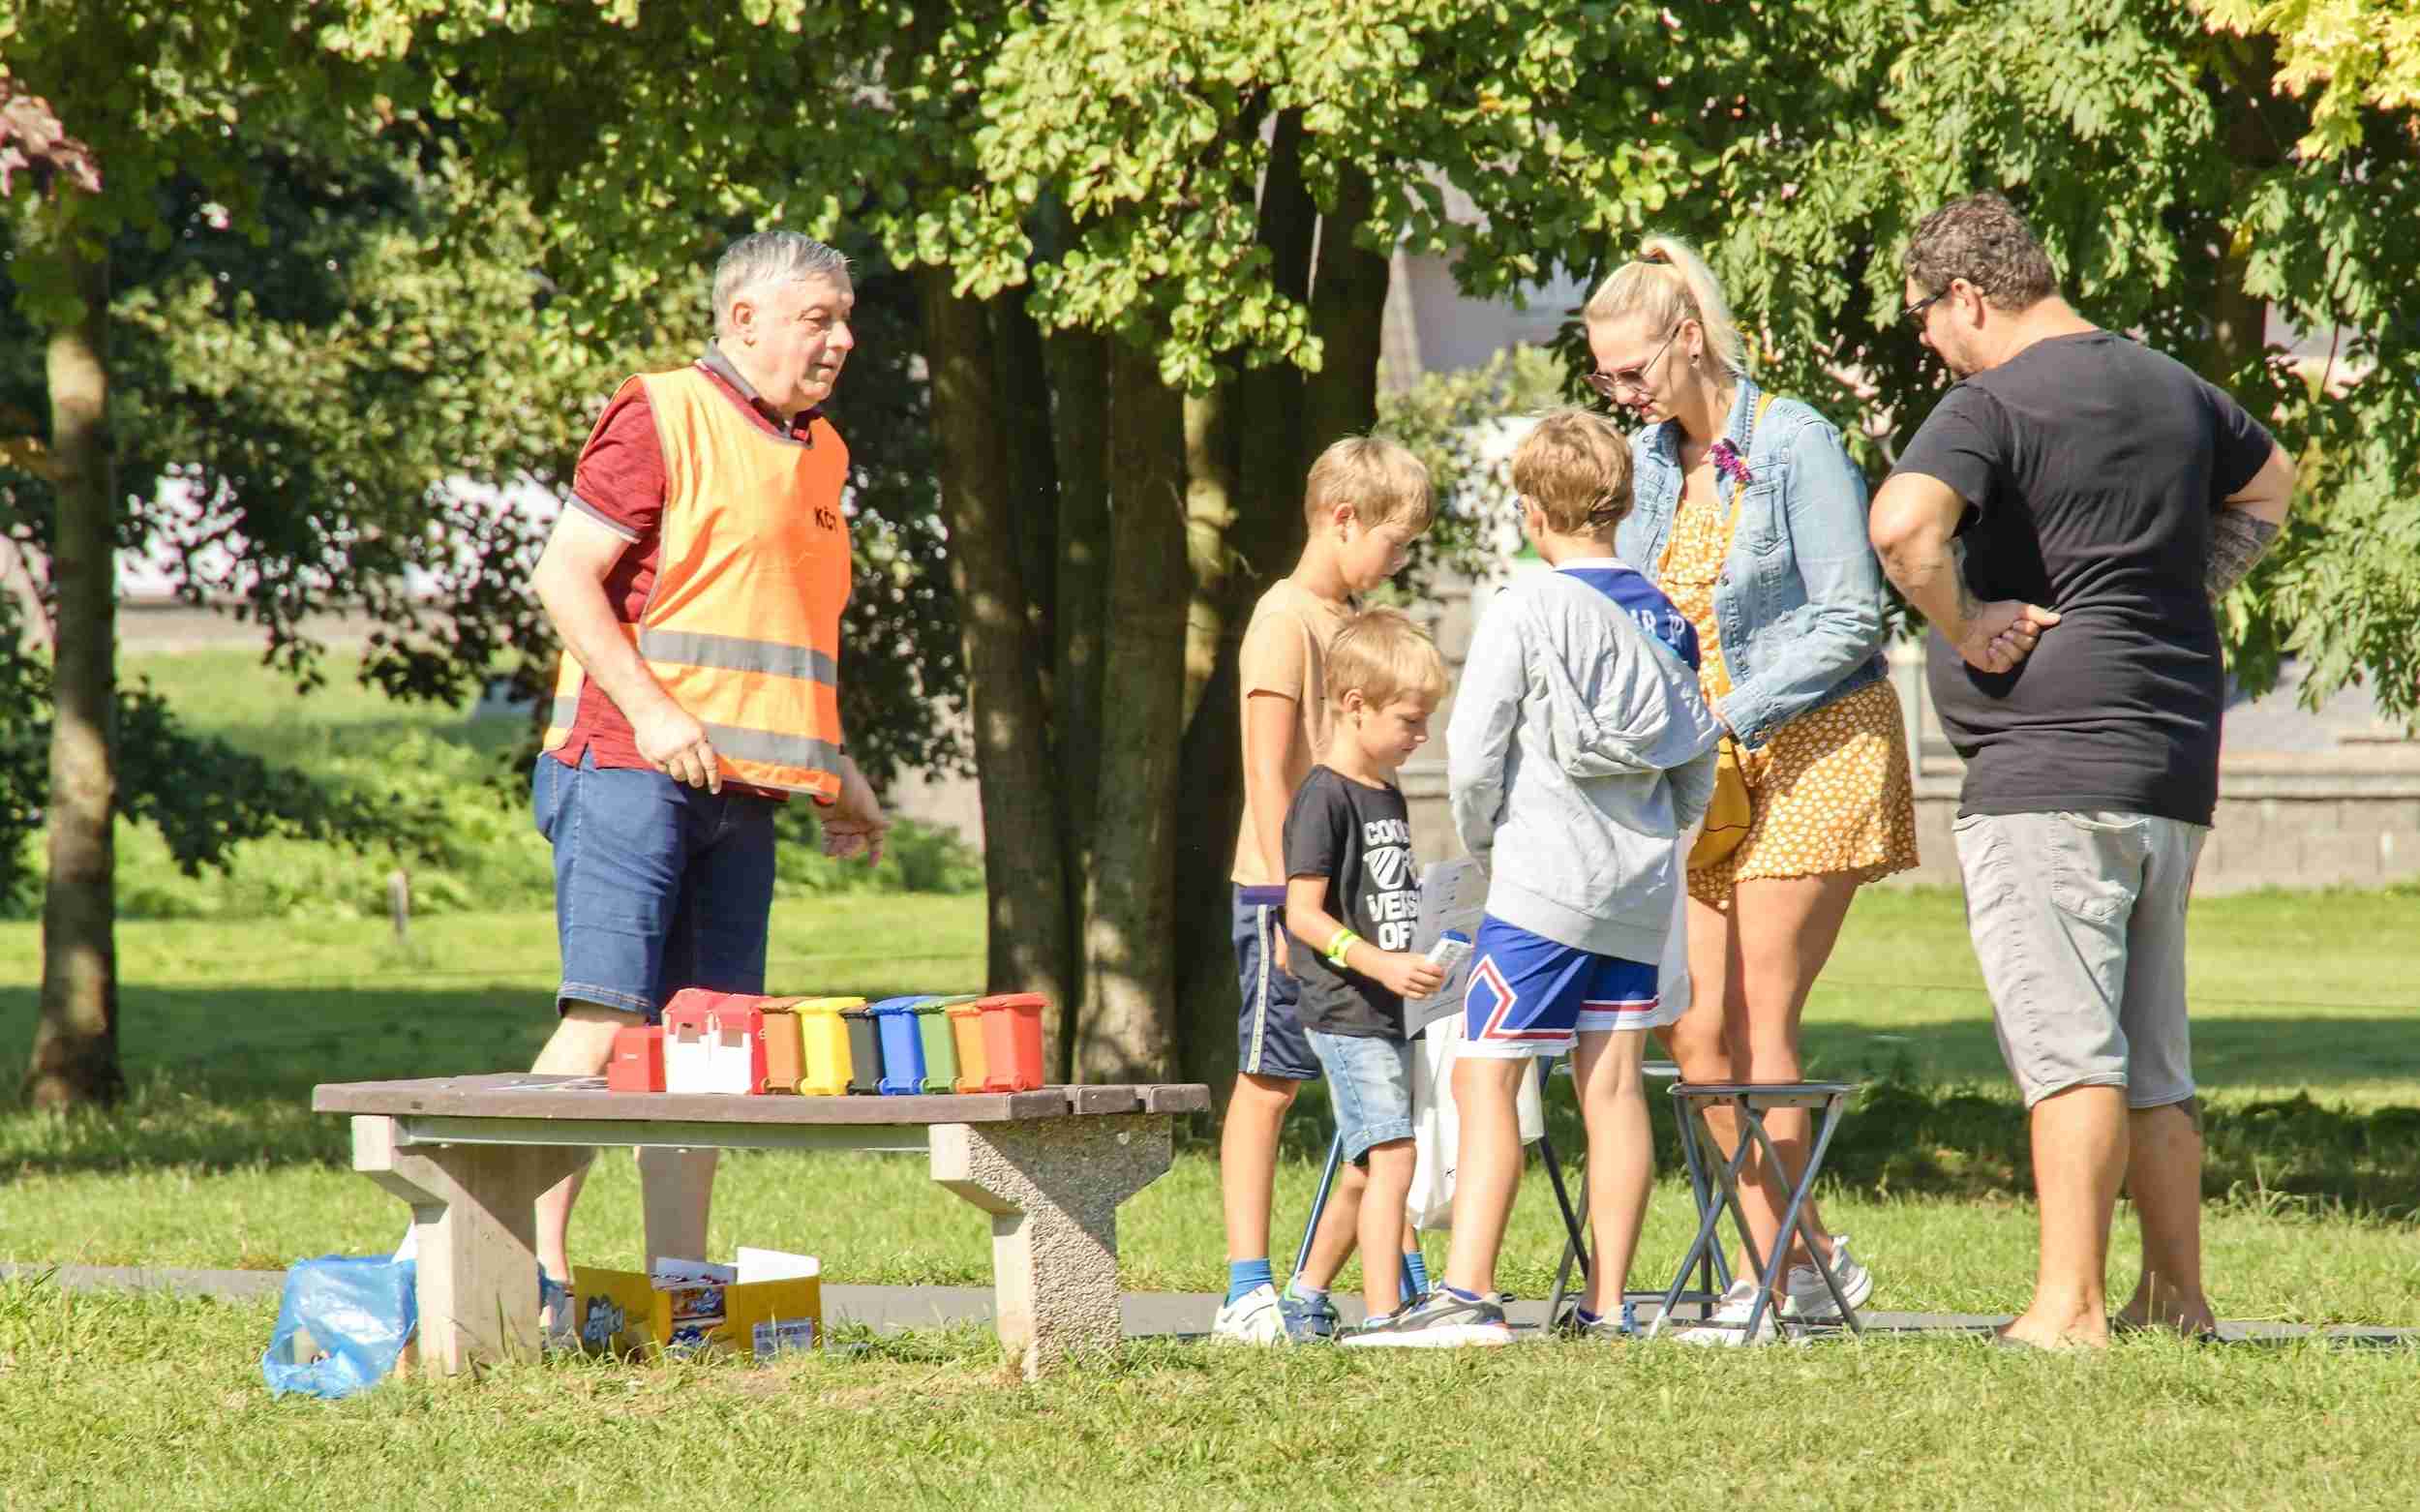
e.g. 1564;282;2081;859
548;344;835;796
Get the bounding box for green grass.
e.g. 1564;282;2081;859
1;1276;2414;1512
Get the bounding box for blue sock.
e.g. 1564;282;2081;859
1226;1258;1275;1306
1400;1248;1430;1305
1575;1305;1602;1326
1284;1277;1328;1305
1442;1283;1486;1304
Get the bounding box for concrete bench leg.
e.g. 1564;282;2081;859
352;1115;587;1374
930;1114;1171;1379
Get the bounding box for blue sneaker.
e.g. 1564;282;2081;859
1279;1287;1340;1343
539;1269;574;1351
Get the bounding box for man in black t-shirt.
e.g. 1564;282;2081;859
1869;193;2295;1350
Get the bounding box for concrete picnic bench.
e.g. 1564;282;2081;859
313;1073;1210;1379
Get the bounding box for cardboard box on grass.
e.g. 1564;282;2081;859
569;1248;822;1360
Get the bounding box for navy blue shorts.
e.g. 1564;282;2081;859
1461;914;1661;1060
532;748;777;1021
1232;886;1319;1081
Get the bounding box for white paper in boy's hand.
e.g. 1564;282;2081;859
1407;858;1487;1032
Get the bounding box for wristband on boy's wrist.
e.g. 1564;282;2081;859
1324;927;1362;968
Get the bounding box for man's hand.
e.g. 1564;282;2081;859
820;757;889;865
1271;928;1290;975
1365;950;1447;1001
1955;599;2061;674
631;699;720;793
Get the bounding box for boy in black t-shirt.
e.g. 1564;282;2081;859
1281;608;1450;1337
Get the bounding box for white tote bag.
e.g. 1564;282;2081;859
1654;825;1699;1028
1406;1014;1546;1230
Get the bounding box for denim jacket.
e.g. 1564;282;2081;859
1614;375;1889;750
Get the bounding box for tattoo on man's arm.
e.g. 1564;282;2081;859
2206;511;2281;601
1951;537;1984;628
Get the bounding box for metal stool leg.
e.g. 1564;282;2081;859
1772;1092;1862;1337
1673;1100;1732;1295
1532;1057;1590;1288
1289;1129;1346;1287
1651;1094;1769;1338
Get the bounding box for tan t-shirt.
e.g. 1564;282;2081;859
1230;577;1356;888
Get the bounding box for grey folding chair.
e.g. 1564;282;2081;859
1647;1079;1864;1342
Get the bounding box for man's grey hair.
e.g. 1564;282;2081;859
1904;191;2058;313
711;231;852;340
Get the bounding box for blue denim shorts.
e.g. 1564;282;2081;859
1233;886;1319;1081
531;748;778;1021
1306;1029;1413;1164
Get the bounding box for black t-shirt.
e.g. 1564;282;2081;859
1891;332;2274;825
1282;765;1419;1039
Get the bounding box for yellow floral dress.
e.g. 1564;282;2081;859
1658;471;1920;908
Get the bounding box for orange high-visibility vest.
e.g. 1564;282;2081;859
544;365;852;799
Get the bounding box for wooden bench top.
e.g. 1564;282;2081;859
314;1073;1211;1125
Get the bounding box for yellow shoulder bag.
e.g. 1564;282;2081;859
1662;393;1774;872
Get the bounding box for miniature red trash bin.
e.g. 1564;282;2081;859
606;1024;665;1093
977;993;1048;1092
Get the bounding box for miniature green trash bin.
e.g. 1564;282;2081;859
911;997;958;1094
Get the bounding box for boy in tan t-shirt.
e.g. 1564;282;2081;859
1215;436;1437;1345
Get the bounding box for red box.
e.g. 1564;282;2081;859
607;1025;665;1092
977;993;1048;1093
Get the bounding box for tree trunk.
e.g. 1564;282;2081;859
1181;385;1240;728
1301;163;1392;465
2205;42;2286;386
1042;325;1108;1076
1077;340;1188;1078
917;266;1075;1046
992;287;1058;687
1168;110;1319;1084
25;239;121;1110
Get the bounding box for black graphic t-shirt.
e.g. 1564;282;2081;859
1283;765;1419;1040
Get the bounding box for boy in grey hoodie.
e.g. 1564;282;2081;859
1360;408;1719;1347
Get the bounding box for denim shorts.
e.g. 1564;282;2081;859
531;748;778;1021
1233;886;1319;1081
1306;1029;1413;1164
1954;809;2207;1109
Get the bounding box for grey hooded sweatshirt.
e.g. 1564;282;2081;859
1447;566;1722;962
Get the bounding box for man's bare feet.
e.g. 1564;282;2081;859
2115;1280;2217;1338
1994;1309;2110;1350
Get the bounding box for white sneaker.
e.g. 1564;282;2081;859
1669;1280;1780;1346
1211;1284;1289;1345
1784;1234;1874;1319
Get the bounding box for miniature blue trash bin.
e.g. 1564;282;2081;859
869;996;931;1096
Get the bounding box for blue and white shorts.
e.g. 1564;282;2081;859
1460;914;1667;1060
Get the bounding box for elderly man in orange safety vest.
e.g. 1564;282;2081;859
525;230;888;1300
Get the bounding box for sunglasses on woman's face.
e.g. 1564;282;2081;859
1587;322;1683;399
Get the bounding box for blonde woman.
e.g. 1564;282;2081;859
1588;238;1918;1342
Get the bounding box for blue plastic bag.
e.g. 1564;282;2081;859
260;1255;417;1400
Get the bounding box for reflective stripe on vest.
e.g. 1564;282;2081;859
543;365;851;798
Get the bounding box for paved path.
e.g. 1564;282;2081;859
7;1263;2409;1347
